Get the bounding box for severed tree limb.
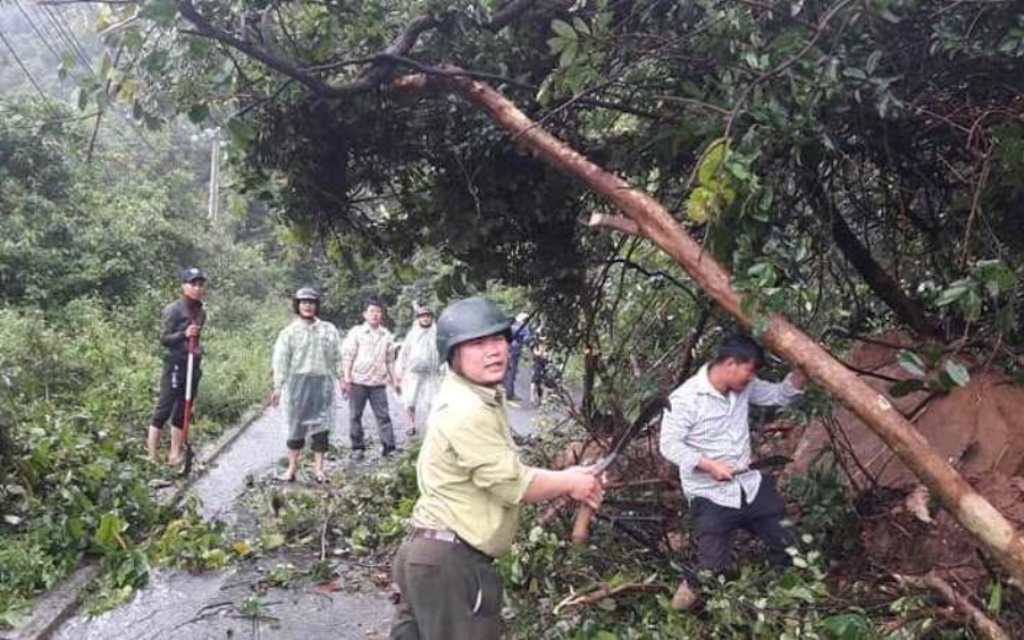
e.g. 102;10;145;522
895;572;1010;640
393;66;1024;589
553;582;667;615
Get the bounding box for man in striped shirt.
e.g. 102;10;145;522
660;333;805;605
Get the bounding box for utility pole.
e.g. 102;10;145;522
207;135;220;222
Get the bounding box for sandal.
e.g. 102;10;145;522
276;471;297;483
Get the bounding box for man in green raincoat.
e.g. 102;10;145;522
271;287;343;483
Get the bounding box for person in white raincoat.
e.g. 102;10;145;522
395;304;442;436
271;287;343;482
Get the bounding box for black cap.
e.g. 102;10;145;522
181;267;207;283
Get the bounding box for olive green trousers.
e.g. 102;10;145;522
389;535;503;640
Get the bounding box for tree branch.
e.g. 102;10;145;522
895;571;1011;640
602;258;699;303
177;0;339;96
176;1;439;98
588;212;642;236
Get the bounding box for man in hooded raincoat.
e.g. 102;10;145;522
271;287;343;482
395;304;443;436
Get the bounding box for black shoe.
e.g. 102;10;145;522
382;447;397;458
351;450;365;462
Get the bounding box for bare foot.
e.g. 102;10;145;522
277;469;297;482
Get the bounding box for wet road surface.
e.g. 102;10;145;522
57;368;548;639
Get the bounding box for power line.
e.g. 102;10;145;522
35;3;157;152
41;5;93;72
13;0;62;65
0;26;49;100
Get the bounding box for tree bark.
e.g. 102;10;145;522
407;68;1024;588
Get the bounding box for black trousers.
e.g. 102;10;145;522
150;358;201;429
690;475;794;575
349;383;396;451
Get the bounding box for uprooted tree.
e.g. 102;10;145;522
79;0;1024;585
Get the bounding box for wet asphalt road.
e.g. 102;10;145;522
56;368;546;640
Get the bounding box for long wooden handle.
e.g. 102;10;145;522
570;504;596;545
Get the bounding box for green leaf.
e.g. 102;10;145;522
820;612;871;639
936;280;971;306
187;105;210;125
558;42;578;68
698;140;728;185
889;379;925;397
143;50;170;75
987;581;1003;615
897;350;926;377
572;17;591;36
879;9;901;23
95;511;127;549
77;88;90;111
865;50;882;75
99;51;113;81
227;118;256;149
140;0;178;27
943;359;970;387
551;19;577;40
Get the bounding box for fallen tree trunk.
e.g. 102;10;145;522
393;68;1024;587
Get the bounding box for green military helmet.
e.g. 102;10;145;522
436;297;512;362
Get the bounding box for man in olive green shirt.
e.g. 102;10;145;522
390;297;604;640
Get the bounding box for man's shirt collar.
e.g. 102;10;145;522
694;363;728;400
450;371;504;408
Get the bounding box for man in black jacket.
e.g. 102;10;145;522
146;268;208;464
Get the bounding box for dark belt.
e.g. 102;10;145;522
411;527;460;544
410;528;493;560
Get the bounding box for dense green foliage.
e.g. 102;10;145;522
0;95;287;625
81;0;1023;349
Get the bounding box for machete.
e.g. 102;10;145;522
570;397;671;545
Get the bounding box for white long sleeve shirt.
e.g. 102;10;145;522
659;364;802;508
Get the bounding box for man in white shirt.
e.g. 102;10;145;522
660;333;805;605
